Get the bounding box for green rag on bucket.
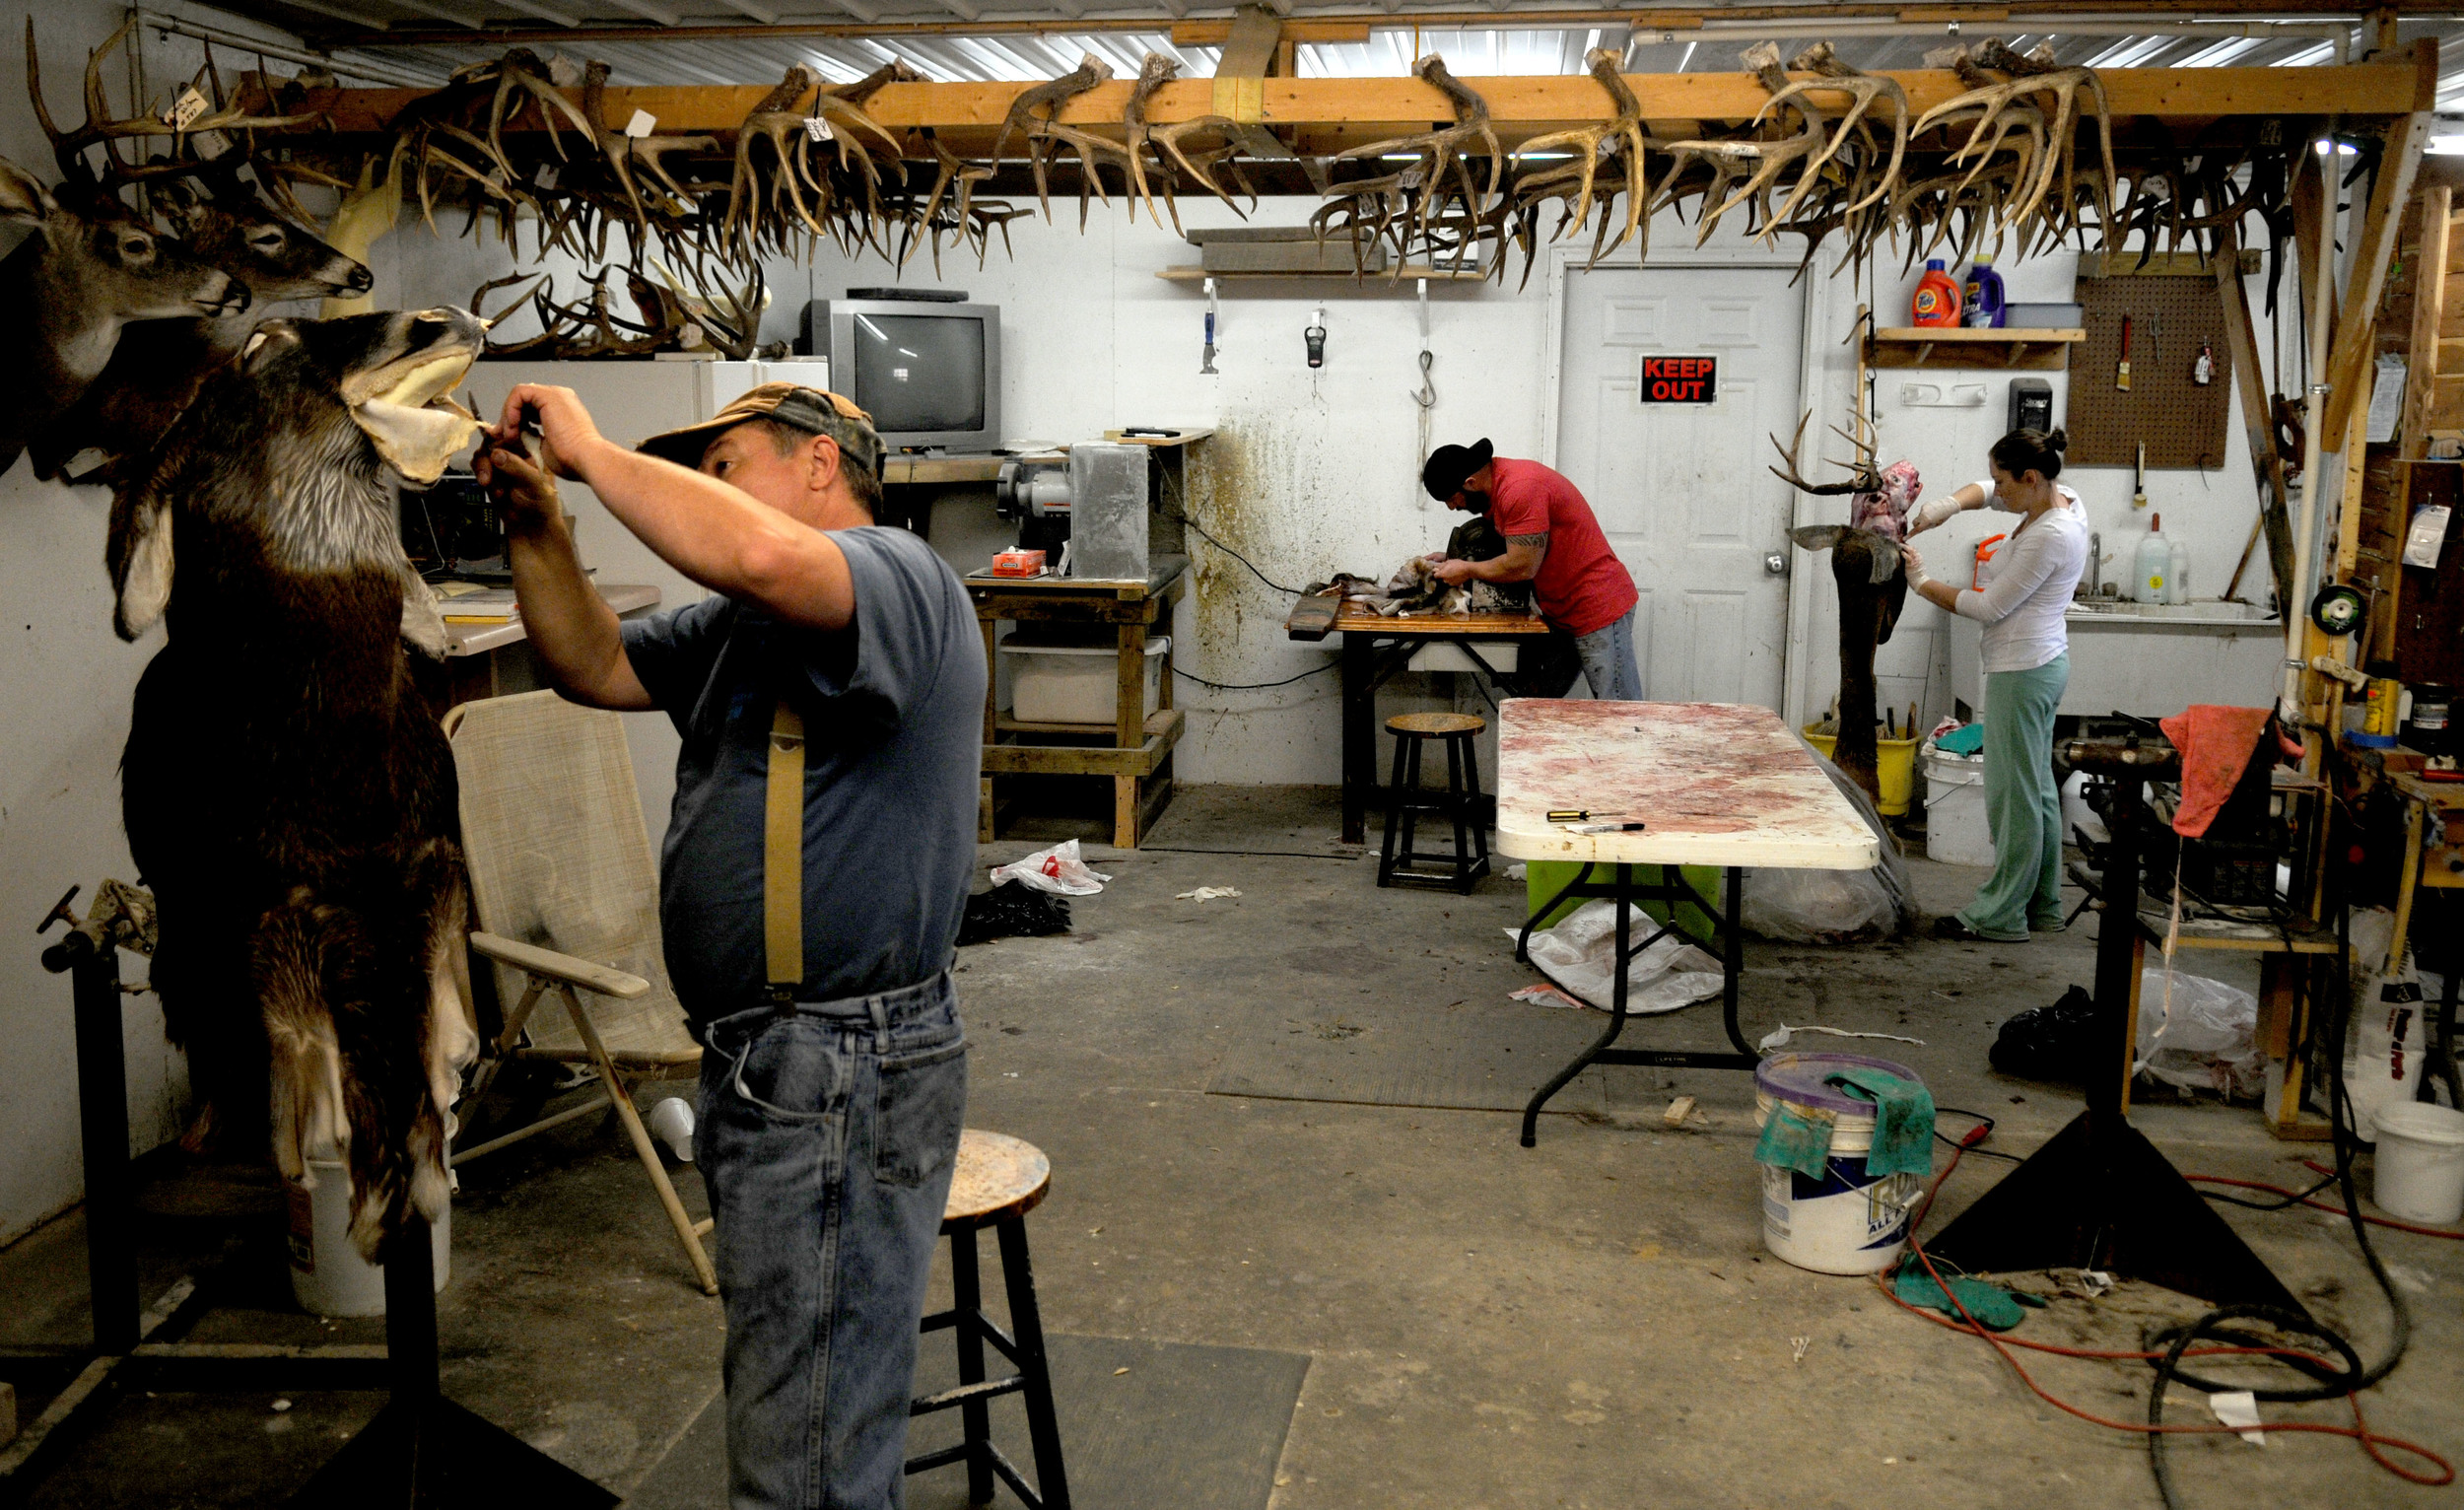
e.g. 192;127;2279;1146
1751;1101;1838;1178
1823;1067;1938;1179
1892;1264;2048;1332
1937;721;1986;756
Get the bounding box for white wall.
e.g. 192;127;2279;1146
0;0;334;1245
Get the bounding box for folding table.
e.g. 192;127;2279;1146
1493;700;1878;1146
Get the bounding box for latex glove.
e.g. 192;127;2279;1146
1900;541;1931;588
1906;495;1964;535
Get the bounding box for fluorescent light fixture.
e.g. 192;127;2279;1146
2312;139;2359;155
2430;135;2464;156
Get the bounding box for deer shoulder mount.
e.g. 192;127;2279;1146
1771;413;1920;803
110;309;486;1260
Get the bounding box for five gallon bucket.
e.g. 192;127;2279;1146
1802;726;1917;815
2371;1102;2464;1225
1753;1053;1928;1275
286;1157;450;1317
1924;749;1995;867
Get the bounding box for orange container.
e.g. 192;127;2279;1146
1971;532;2008;590
1912;259;1961;327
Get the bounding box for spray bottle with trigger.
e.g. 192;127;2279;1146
1200;276;1219;375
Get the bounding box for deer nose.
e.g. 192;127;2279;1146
346;265;374;293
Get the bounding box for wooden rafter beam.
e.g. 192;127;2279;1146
300;57;2431;138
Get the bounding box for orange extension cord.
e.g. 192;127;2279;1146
1880;1120;2455;1488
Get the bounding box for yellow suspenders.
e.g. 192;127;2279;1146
764;703;805;999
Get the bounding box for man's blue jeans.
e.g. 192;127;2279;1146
697;972;970;1510
1574;607;1643;701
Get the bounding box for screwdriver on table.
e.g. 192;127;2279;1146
1545;808;1626;821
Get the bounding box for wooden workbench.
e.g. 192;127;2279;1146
968;556;1189;848
1289;599;1554;844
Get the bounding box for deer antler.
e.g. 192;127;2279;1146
1756;42;1907;223
992;54;1114;223
28;18;317;198
1511;48;1657;265
1767;410;1882;496
1913;42;2109;239
1324;55;1504;275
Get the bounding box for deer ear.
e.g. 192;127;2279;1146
0;155;56;223
107;484;174;642
242;320;300;367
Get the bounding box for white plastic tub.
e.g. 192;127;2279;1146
1000;635;1168;725
1925;749;1995;867
286;1157;450;1317
2371;1102;2464;1225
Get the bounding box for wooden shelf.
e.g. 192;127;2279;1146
1868;327;2087;371
1156;265;1488;285
984;709;1185;778
996;708;1181;738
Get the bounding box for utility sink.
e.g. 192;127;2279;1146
1951;599;2286;720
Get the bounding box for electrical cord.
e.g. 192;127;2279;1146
1172;663;1338;693
1157;465;1311;596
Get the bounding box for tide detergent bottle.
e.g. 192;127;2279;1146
1962;258;2007;328
1913;259;1961;327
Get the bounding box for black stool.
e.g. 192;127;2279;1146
1377;712;1490;893
907;1129;1070;1510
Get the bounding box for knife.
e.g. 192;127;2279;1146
2115;314;2133;391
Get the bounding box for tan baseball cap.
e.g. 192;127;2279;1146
637;381;883;474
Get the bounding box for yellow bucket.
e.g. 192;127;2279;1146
1802;725;1918;816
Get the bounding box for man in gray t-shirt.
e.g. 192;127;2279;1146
477;380;982;1510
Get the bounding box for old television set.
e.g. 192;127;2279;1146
798;295;1001;452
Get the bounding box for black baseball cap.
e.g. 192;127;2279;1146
1422;438;1495;501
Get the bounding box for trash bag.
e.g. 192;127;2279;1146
1989;985;2101;1083
988;839;1111;897
2136;967;2263;1099
957;880;1071;945
1501;899;1725;1013
1740;747;1915;942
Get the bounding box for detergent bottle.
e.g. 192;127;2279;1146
1961;258;2007;328
2165;537;2191;605
1913;259;1961;327
2135;514;2172;603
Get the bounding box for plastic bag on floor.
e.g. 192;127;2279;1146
1740;748;1915;943
2136;967;2264;1100
2343;909;2427;1140
988;839;1112;897
1502;899;1724;1014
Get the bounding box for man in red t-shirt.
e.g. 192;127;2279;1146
1424;438;1642;699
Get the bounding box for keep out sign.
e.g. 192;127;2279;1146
1638;355;1717;403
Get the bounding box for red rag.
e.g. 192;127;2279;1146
2158;705;2277;839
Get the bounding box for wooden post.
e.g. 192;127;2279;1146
2320;105;2431;444
2215;224;2296;608
2391;185;2454;661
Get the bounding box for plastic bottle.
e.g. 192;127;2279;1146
1913;259;1961;327
2135;514;2171;603
1961;258;2007;328
2165;538;2191;605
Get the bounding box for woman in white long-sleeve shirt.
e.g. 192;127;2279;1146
1900;428;2089;941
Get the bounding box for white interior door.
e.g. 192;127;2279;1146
1555;266;1804;708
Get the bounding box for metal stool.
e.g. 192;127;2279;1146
907;1129;1071;1510
1377;712;1490;893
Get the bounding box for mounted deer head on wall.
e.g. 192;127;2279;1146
0;155;245;477
29;175;372;482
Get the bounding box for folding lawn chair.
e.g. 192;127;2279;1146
444;690;718;1295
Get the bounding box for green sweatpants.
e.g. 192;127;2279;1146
1959;652;2069;940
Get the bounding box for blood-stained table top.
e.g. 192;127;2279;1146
1494;700;1879;870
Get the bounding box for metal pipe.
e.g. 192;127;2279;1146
2283;128;2342;728
133;9;441;87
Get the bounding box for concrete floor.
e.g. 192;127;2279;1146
4;784;2460;1509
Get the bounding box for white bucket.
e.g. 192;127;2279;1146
2371;1102;2464;1225
286;1158;450;1318
1925;751;1995;867
1752;1053;1928;1275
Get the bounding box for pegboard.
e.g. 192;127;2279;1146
2067;273;2235;470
